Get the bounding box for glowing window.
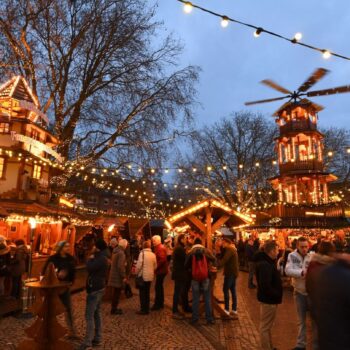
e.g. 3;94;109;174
33;165;42;179
0;123;10;133
0;157;4;177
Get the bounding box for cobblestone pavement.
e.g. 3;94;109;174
0;272;310;350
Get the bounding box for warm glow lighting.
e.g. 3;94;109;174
108;224;115;232
327;151;333;157
28;217;37;229
254;28;263;37
207;166;212;171
183;2;193;13
294;32;302;41
323;50;331;59
239;164;243;169
221;16;229;28
305;211;324;217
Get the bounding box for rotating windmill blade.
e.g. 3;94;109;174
244;67;350;111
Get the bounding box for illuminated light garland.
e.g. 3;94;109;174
177;0;350;61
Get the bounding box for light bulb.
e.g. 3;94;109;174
183;2;193;13
254;28;263;37
323;50;331;59
294;32;302;41
221;16;229;28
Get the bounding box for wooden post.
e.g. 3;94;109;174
205;207;212;250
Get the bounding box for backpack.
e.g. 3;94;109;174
191;250;208;282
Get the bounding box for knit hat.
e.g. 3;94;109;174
118;239;128;250
152;235;161;245
95;238;107;251
110;237;118;246
55;240;67;253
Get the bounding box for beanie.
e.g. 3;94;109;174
110;237;118;246
95;238;107;251
55;240;67;253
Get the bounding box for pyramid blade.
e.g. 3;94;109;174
261;79;292;94
297;68;329;92
307;85;350;97
245;95;290;106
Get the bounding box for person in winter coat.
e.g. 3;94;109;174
136;240;157;315
0;242;11;297
255;240;282;350
171;234;190;319
42;240;77;337
309;254;350;350
285;236;313;350
217;238;239;317
245;238;257;289
164;234;174;262
185;238;216;325
80;239;109;350
151;235;168;310
10;239;28;299
108;239;127;315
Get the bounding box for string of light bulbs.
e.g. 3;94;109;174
178;0;350;61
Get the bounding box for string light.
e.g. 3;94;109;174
293;32;303;42
183;1;193;13
176;0;350;61
221;16;229;28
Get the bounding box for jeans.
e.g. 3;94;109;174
83;289;104;347
172;278;190;313
223;275;237;312
260;303;278;350
111;287;122;311
11;275;22;299
59;289;74;332
139;281;151;313
295;292;308;348
154;274;166;308
191;278;213;322
248;262;256;287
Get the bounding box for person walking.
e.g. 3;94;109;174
217;238;239;317
108;239;127;315
185;237;216;325
10;239;28;299
245;238;257;289
80;239;109;350
0;242;11;297
285;236;313;350
255;240;283;350
136;240;157;315
171;234;190;319
151;235;168;310
42;240;77;337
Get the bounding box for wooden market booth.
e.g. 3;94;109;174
166;198;252;319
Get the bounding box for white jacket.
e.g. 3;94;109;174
136;248;157;282
285;250;313;295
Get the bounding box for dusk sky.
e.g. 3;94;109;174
156;0;350;129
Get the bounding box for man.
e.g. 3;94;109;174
171;234;190;319
108;239;127;315
310;254;350;350
245;238;257;289
151;235;168;310
255;240;282;350
285;236;313;350
185;237;216;325
218;238;239;317
42;241;77;337
80;239;109;349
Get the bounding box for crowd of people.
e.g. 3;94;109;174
0;236;29;300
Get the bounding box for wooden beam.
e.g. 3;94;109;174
185;215;206;234
211;215;230;233
206;207;213;251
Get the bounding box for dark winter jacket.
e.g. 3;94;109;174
245;243;256;262
218;246;239;277
255;252;283;304
42;253;76;283
10;245;28;276
0;251;11;276
108;246;126;288
171;243;187;281
86;250;109;293
310;259;350;350
154;243;168;275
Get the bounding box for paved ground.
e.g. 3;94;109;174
0;272;313;350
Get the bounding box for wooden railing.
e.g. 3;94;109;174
280;119;317;134
279;159;323;174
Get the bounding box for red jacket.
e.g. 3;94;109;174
154;244;168;275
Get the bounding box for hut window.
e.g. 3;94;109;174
0;123;10;133
114;199;119;206
33;164;42;179
0;157;4;178
104;198;109;205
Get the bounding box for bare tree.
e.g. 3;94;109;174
0;0;198;172
174;112;278;208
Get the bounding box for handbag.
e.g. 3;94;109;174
135;251;145;289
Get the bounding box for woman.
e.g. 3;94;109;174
135;240;157;315
0;242;11;297
10;239;28;299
